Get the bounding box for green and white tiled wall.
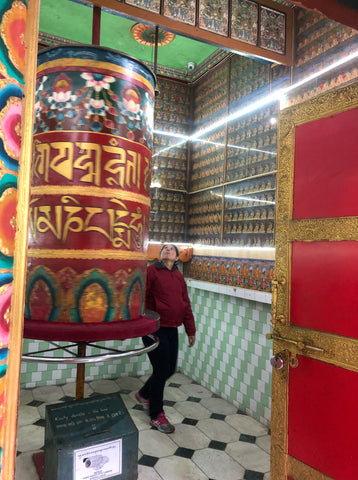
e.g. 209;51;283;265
21;279;273;426
181;280;272;426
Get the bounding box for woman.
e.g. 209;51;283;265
135;244;196;433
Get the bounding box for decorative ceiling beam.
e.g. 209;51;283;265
90;0;294;66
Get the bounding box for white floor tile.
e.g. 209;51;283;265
155;456;208;480
138;464;162;479
226;441;271;472
174;400;211;420
193;448;245;480
197;418;241;443
18;405;41;427
15;452;41;480
88;378;121;394
180;383;213;398
200;396;238;415
169;423;210;450
17;425;44;453
226;412;269;436
139;430;177;457
32;385;64;403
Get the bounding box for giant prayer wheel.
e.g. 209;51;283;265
24;45;158;342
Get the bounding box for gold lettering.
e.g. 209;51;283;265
32;141;146;189
61;196;84;242
33;142;51;182
128;207;144;249
49;142;74;180
126;150;140;190
29;197;145;250
107;199;130;248
103;145;126;187
36;205;62;240
83;206;109;240
74;143;102;186
143;155;151;193
29;198;39;240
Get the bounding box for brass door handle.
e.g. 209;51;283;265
266;333;324;353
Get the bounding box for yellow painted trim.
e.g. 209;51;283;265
30;185;151;206
3;1;40;478
27;249;147;260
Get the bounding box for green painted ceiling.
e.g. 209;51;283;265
39;0;220;77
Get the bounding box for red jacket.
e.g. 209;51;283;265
145;261;196;336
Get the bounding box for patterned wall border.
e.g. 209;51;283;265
183;255;274;292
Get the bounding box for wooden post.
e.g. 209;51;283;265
92;5;101;45
76;343;87;399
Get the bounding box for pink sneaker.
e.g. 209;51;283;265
135;392;149;409
150;412;175;433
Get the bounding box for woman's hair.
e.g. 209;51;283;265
160;244;179;257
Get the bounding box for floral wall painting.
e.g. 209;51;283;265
0;0;27;476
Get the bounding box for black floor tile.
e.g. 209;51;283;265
244;470;264;480
182;417;198;426
210;413;226;421
209;440;227;450
34;419;46;427
240;434;257;443
168;382;181;388
163;400;176;407
175;447;195;459
27;400;43;407
138;455;158;467
187;396;201;402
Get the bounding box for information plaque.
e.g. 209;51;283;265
44;393;138;480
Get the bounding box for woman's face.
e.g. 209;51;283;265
160;244;179;262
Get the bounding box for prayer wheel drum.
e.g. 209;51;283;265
24;45;158;341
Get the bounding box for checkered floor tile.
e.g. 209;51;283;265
16;373;270;480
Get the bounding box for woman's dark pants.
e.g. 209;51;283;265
139;327;178;420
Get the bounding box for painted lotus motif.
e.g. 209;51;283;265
0;1;26;76
0;283;12;348
0;186;17;257
0;96;21;160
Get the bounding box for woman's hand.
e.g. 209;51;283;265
188;335;196;347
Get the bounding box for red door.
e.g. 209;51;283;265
270;81;358;479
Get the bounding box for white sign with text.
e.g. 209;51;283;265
74;439;122;480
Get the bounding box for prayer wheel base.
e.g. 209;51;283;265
23;313;159;342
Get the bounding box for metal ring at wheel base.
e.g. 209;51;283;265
22;334;159;364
